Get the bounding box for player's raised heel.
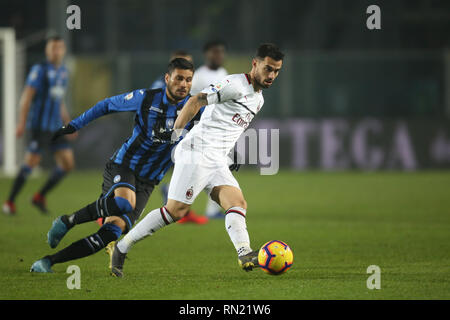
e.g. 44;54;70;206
238;251;259;271
106;241;127;278
47;216;69;248
30;257;53;273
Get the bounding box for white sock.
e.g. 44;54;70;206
205;198;222;217
225;207;252;256
117;207;174;253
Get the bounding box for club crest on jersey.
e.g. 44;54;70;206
113;175;121;183
186;187;194;200
47;70;56;79
125;92;134;100
166;118;174;129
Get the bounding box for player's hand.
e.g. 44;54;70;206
52;124;76;142
153;128;183;144
229;151;242;172
229;163;241;172
65;131;78;141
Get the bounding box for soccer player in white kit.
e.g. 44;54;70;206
110;44;284;276
190;40;228;96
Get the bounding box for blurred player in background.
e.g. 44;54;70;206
2;36;75;215
109;44;284;277
190;40;229;220
190;40;228;95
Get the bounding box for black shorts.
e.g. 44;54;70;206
26;130;71;155
101;160;155;233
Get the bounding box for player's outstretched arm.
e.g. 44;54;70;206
173;93;208;130
52;90;145;141
52;124;76;141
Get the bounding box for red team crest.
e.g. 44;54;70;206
186;187;194;200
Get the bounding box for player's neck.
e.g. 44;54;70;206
165;89;181;105
247;72;262;92
48;59;62;69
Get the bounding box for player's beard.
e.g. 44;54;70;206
167;85;188;102
254;73;272;89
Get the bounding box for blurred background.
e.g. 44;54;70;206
1;0;450;171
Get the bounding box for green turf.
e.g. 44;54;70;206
0;170;449;299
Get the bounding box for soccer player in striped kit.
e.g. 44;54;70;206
30;58;203;272
2;36;75;215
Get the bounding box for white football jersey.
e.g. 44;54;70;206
190;65;228;95
178;73;264;166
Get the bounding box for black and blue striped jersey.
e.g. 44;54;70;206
70;88;201;184
26;61;69;132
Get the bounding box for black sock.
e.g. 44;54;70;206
39;167;67;196
8;165;32;202
63;197;131;229
62;201;99;229
46;223;122;265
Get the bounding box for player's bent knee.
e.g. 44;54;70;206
114;187;136;209
237;199;247;210
104;217;127;232
114;196;135;211
25;153;41;168
63;162;75;172
98;196;134;218
228;199;247;211
166;206;190;221
165;199;190;220
173;208;190;220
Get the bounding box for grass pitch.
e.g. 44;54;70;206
0;170;449;299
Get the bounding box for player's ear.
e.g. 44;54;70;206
164;73;170;85
251;58;258;69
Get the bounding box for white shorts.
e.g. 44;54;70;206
167;150;240;205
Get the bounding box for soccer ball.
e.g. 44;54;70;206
258;240;293;275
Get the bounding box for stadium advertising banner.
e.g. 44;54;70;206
250;118;450;170
70;117;450;171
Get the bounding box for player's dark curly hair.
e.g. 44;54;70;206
167;57;194;74
256;43;284;61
